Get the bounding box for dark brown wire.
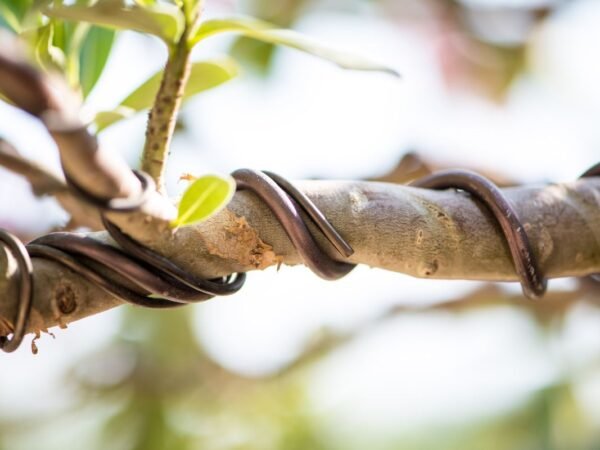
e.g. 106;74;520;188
64;169;154;212
411;170;546;299
0;169;355;351
1;164;599;351
580;163;600;282
233;169;355;280
0;230;33;352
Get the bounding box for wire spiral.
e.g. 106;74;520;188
1;165;599;352
0;169;355;352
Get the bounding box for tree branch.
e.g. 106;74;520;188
141;27;192;192
372;151;518;187
0;35;176;235
0;47;138;199
0;176;598;338
0;33;598;350
0;139;105;229
0;139;64;195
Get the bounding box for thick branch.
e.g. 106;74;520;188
0;177;598;338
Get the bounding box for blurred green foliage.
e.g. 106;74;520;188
0;0;117;96
230;0;308;75
3;292;600;449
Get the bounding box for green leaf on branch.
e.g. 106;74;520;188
0;0;35;33
43;0;184;44
94;57;238;131
174;0;202;25
94;106;137;131
34;24;66;72
79;26;116;97
0;3;21;33
171;174;236;228
190;16;399;76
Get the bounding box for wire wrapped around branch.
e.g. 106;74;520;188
5;34;594;353
0;169;355;352
0;164;599;352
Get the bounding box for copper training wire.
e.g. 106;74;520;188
0;169;355;352
1;165;598;352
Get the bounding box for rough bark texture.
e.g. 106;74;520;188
141;37;191;192
0;177;598;337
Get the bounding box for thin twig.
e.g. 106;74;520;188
0;35;176;237
0;139;64;195
141;27;192;192
0;37;172;210
0;139;104;229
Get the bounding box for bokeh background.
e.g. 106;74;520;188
1;0;600;448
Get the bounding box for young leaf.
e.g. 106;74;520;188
34;24;66;72
79;26;116;97
0;3;21;33
94;58;238;131
172;174;236;228
0;0;34;33
94;106;137;131
190;16;399;76
43;0;184;44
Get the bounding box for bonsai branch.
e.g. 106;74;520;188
0;176;598;338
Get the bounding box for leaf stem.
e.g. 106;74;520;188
141;31;192;193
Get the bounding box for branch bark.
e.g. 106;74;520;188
0;176;598;338
0;139;105;230
0;35;176;234
141;33;192;192
0;33;598;349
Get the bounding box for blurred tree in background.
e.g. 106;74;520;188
1;0;600;449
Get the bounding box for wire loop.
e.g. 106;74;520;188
0;169;354;351
0;230;33;352
1;164;599;351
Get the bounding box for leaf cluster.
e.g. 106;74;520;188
0;0;398;227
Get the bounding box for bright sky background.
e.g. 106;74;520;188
0;0;600;443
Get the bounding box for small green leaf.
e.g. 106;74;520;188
120;59;237;110
94;106;136;130
190;16;399;76
0;3;21;33
34;24;66;72
43;0;184;43
172;174;236;228
0;0;34;33
94;58;238;131
79;26;116;97
230;36;277;75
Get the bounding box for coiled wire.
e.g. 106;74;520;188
0;169;355;352
1;165;599;352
